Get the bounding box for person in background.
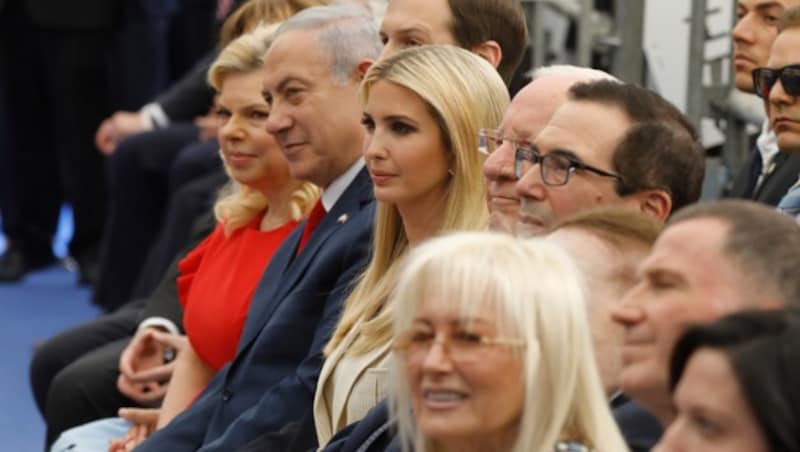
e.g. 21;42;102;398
726;0;800;206
390;231;629;452
655;308;800;452
755;7;800;217
378;0;527;86
547;208;661;398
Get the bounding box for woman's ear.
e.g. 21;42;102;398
471;40;502;69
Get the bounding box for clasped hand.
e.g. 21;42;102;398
116;328;188;406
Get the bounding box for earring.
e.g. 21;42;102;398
448;168;455;177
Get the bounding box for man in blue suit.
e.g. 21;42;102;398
135;5;383;451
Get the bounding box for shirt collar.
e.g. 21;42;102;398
320;157;365;212
757;119;780;166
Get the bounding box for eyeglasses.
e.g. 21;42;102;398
393;329;525;364
514;146;623;186
752;65;800;99
478;128;508;155
478;129;623;186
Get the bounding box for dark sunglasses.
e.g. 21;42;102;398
752;65;800;99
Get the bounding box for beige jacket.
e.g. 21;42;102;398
313;317;391;447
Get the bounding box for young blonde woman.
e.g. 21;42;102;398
390;232;630;452
50;24;319;452
313;45;509;446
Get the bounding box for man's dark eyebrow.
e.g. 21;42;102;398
548;147;584;163
396;26;430;36
755;1;785;11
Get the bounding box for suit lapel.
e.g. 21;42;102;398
237;227;302;349
316;317;392;441
753;151;789;199
237;169;373;352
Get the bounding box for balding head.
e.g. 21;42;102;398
482;65;617;233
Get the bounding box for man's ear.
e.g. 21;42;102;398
353;59;374;82
626;189;672;222
471;40;502;69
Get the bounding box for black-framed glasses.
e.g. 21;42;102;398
514;146;624;186
752;65;800;99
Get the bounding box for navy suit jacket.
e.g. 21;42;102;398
728;150;800;206
613;399;663;452
321;400;400;452
137;168;375;452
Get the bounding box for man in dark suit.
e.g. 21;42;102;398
135;5;382;451
726;0;800;206
612;200;800;445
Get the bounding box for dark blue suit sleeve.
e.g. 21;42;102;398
196;239;371;452
137;370;228;451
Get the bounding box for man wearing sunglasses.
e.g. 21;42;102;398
728;0;800;206
754;7;800;218
510;80;705;236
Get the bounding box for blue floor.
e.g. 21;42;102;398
0;207;101;451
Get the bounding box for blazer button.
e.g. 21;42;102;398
222;389;233;402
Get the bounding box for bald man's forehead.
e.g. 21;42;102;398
498;97;552;141
498;77;574;140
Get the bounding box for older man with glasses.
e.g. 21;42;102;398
494;79;705;236
481;65;617;234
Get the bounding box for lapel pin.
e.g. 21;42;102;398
766;162;777;176
337;213;349;224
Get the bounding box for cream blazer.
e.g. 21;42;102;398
313;317;392;447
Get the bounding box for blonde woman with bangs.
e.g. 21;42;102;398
390;232;629;452
50;25;319;452
313;44;509;446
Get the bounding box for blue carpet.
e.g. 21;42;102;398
0;207;100;451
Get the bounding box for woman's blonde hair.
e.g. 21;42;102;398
324;45;509;356
218;0;328;48
208;25;320;235
390;232;630;452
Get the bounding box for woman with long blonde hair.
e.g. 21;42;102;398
313;44;509;446
390;232;630;452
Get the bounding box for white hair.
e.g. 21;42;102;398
389;231;630;452
528;64;620;83
273;4;383;84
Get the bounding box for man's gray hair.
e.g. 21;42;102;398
274;5;383;84
528;64;619;82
